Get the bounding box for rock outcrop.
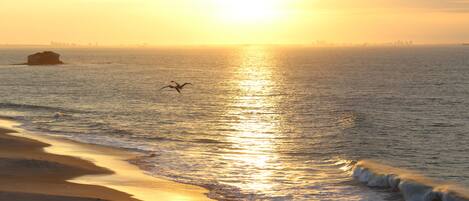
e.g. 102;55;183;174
27;51;63;65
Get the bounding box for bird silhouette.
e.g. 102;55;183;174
160;81;192;94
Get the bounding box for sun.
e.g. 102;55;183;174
214;0;283;23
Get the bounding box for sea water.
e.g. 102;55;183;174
0;46;468;200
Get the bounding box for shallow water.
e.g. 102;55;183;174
1;46;468;200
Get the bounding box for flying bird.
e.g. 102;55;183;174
160;81;192;94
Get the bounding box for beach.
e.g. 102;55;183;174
0;118;213;201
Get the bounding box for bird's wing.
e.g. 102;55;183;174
160;85;173;90
180;83;192;88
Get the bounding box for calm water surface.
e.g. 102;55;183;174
0;46;468;200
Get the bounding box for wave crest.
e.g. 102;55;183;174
353;160;469;201
0;102;71;113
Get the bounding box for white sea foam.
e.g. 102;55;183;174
353;160;469;201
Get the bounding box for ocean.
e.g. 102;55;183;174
0;46;468;200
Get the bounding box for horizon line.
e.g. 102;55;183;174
0;42;468;49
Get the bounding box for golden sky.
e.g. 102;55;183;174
1;0;469;45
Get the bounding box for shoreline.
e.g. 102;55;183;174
0;118;213;201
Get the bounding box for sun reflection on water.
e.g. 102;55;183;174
221;46;284;193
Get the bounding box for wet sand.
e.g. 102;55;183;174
0;119;213;201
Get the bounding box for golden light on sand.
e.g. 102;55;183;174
214;0;284;24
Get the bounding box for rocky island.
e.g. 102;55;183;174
26;51;64;65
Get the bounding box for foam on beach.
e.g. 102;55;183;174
353;160;469;201
0;118;213;201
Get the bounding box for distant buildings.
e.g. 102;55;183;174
310;40;414;47
391;40;413;46
50;41;99;47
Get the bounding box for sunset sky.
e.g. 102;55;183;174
1;0;469;46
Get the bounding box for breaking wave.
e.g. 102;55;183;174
353;160;469;201
0;102;80;113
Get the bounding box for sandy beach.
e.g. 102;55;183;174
0;118;213;201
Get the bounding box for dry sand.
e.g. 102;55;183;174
0;119;213;201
